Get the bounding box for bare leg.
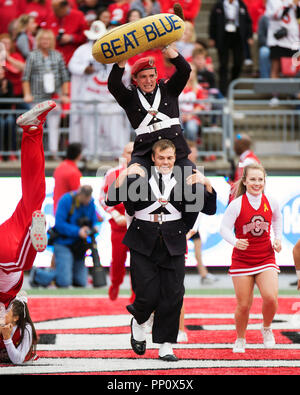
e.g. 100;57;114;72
255;270;278;328
232;275;255;339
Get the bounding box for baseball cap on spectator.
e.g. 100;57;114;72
84;20;107;41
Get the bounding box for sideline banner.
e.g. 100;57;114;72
0;176;298;267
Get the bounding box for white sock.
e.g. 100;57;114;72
132;318;145;341
159;342;173;357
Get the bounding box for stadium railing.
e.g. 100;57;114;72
227;78;300;160
0;83;299;162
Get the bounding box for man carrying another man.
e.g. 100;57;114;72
106;139;216;361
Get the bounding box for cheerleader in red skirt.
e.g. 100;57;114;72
220;163;282;353
0;101;55;363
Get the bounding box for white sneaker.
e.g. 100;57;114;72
177;330;188;343
201;273;219;285
233;338;246;353
261;327;275;348
30;210;47;252
17;101;56;127
269;97;279;108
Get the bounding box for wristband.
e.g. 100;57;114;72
296;270;300;280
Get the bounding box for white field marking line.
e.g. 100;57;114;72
36;333;300;351
2;357;300;375
34;313;298;330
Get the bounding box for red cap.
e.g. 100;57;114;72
131;57;156;76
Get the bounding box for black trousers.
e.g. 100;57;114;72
217;30;244;96
127;236;185;344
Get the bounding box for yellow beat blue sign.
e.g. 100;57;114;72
92;14;184;64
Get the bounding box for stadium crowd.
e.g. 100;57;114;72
0;0;299;160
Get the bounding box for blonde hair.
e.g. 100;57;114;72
15;14;35;36
234;163;266;199
36;29;56;50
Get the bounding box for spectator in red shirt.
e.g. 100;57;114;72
40;0;88;65
53;142;82;214
160;0;201;23
108;0;130;25
0;0;22;35
243;0;265;33
19;0;52;26
0;33;25;98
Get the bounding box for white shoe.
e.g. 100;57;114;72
244;59;253;66
177;330;188;343
159;342;178;361
30;211;47;252
261;327;275;348
233;338;246;353
201;273;219;285
17;101;56;127
269;97;279;108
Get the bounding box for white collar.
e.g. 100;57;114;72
154;167;173;182
246;191;262;202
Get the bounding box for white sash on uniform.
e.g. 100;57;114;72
134;88;180;136
134;174;182;223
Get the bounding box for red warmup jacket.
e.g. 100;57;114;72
40;8;88;64
159;0;201;22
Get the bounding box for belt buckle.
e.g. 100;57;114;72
152;122;161;132
152;213;164;224
158;213;164;224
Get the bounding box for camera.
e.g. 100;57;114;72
274;26;288;40
77;217;97;236
76;217;106;287
56;28;65;43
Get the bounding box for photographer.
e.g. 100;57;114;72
30;185;98;288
